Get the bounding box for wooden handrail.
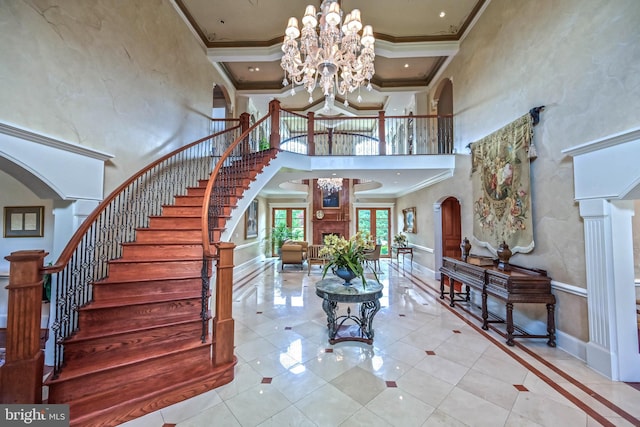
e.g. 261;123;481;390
201;114;272;258
42;126;240;275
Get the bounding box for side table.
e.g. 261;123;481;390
392;245;413;263
315;278;383;345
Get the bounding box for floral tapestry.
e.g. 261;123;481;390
470;113;534;254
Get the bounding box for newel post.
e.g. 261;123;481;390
308;111;315;156
213;242;235;366
378;110;386;155
240;112;251;152
268;99;281;150
1;250;48;404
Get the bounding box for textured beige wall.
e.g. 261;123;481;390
0;0;231;194
403;0;640;341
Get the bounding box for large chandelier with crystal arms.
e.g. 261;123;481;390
317;177;343;194
281;0;375;110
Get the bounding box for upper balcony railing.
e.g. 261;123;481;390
237;101;454;156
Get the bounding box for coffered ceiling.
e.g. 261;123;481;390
171;1;488;197
174;0;488;114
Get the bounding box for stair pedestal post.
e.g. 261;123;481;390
1;250;48;404
213;242;235;366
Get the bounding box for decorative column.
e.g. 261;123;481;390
1;250;48;403
580;198;638;380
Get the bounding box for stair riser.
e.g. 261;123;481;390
48;345;211;403
107;260;203;281
161;206;202;216
186;187;206;197
63;321;203;364
92;277;203;300
135;229;201;243
80;299;200;331
148;217;202;229
121;244;203;260
173;196;203;206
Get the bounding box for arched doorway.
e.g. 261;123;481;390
441;197;462;259
433;195;462;279
433;78;453;154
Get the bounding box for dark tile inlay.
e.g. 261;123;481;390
514;384;528;392
256;311;263;314
453;330;461;334
285;326;292;330
261;377;272;384
325;348;334;353
386;381;398;388
426;350;436;355
399;314;406;317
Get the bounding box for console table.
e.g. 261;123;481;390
392;245;413;263
440;257;556;347
315;278;383;345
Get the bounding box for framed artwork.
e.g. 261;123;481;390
403;207;416;233
322;189;340;209
4;206;44;238
245;199;258;239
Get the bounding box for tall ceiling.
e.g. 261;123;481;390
174;0;488;115
172;0;489;197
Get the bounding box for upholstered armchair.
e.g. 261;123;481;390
280;240;308;271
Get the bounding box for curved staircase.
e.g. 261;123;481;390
45;148;278;426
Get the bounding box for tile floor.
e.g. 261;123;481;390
121;258;640;427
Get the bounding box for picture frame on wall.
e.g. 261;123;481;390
245;199;258;239
322;189;340;209
4;206;44;238
403;207;416;233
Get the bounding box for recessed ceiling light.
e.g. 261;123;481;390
248;66;259;72
396;172;401;175
404;63;409;68
439;11;446;18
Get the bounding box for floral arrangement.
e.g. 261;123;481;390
393;232;408;247
319;231;378;286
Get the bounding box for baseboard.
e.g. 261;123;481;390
556;329;587;362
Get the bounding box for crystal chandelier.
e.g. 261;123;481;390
317;177;343;193
281;0;375;110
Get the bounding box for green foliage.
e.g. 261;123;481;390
320;231;379;287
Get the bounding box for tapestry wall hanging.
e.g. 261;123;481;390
470;113;534;255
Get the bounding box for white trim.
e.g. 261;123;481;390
409;243;433;254
562;127;640;157
551;280;588;298
556;329;587;362
0;122;113;161
234;240;262;250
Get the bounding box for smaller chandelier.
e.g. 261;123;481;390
281;0;375;110
317;177;343;194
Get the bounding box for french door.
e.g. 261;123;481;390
272;208;306;252
356;208;391;257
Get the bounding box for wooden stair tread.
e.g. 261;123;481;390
108;256;202;264
65;359;235;427
81;293;202;310
65;316;204;343
47;340;208;383
94;275;201;286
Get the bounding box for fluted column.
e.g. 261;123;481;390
580;198;638;380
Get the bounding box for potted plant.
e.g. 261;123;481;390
270;223;293;256
320;231;379;287
393;232;408;247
